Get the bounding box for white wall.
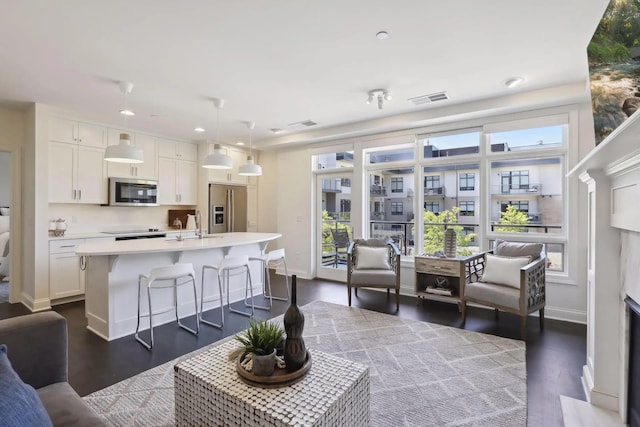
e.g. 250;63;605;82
0;152;10;206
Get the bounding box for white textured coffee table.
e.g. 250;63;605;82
174;339;370;427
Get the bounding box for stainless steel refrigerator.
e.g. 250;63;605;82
209;184;247;233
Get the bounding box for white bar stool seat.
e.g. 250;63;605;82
202;255;258;319
249;248;290;308
135;263;199;350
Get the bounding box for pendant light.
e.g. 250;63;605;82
202;98;233;169
104;82;144;164
238;121;262;176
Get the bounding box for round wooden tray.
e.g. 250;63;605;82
236;351;312;388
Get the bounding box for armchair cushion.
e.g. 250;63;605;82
0;344;53;427
355;246;390;270
465;281;520;310
353;237;389;247
350;269;397;287
494;239;543;259
480;254;530;289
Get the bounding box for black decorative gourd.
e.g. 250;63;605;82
283;275;306;372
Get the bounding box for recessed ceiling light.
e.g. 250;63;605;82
270;128;284;134
119;109;135;116
504;76;525;89
194;127;205;132
376;31;389;40
236;141;245;146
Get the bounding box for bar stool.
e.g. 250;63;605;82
135;263;199;350
201;255;259;319
249;248;290;308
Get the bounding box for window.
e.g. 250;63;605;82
490;157;562;235
419;129;481;158
459;173;475;191
424;175;440;188
340;199;351;214
374;201;382;213
459;201;475;216
501;170;529;193
313;151;354;170
489;124;563;152
391;177;403;193
424;201;440;213
341;178;351;187
391;202;403;215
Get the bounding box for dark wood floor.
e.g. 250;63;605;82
0;274;585;427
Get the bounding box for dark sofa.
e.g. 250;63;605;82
0;311;106;426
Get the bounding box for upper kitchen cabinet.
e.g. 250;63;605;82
158;157;197;205
158;139;198;161
106;130;158;180
49;116;107;149
48;116;107;204
49;141;106;204
207;144;258;185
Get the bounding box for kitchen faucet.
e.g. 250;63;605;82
173;218;183;241
195;210;203;239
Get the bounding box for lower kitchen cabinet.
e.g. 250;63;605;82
49;237;114;301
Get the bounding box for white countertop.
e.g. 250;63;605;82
76;232;281;256
49;229;180;240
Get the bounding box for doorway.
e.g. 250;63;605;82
0;151;10;303
315;172;352;282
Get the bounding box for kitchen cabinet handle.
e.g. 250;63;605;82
73;189;77;199
80;255;87;271
60;245;75;248
78;189;82;200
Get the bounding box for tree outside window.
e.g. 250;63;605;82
417;207;476;256
495;205;529;233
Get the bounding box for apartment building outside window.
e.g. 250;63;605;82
459;201;475;216
391;202;404;215
424;201;440;213
459;173;475;191
501;170;530;193
391;177;403;193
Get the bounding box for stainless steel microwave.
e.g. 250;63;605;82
109;178;159;206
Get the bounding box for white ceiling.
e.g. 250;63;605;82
0;0;608;148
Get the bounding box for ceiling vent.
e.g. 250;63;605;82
288;119;317;128
408;91;449;105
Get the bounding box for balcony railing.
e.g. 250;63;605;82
322;180;342;193
369;220;414;255
490;223;561;233
492;183;542;195
492;213;542;223
424;187;444;196
370;185;386;196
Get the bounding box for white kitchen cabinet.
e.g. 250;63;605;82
49;116;107;149
49;239;85;300
106;130;158;180
158;158;197;205
49;237;114;301
158;139;198;161
207;144;258;185
49;141;107;204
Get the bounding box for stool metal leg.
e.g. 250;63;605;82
245;262;270;311
200;266;224;328
263;258;290;302
229;266;256;317
175;276;199;336
135;275;152;350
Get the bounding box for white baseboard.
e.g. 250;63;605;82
21;292;51;312
544;306;587;324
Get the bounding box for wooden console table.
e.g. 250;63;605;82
174;339;370;426
414;253;485;311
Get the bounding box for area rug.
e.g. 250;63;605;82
0;280;8;303
83;301;527;426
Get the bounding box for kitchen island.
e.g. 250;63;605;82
76;232;281;341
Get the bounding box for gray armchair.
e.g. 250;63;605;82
347;238;401;311
0;312;106;426
462;240;546;339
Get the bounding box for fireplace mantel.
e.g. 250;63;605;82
569;109;640;423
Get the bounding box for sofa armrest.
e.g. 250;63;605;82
0;311;68;389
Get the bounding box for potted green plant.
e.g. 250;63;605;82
235;318;284;376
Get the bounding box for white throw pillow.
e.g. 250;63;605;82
355;246;390;270
480;254;531;289
0;207;9;216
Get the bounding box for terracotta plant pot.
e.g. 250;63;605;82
251;349;276;376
